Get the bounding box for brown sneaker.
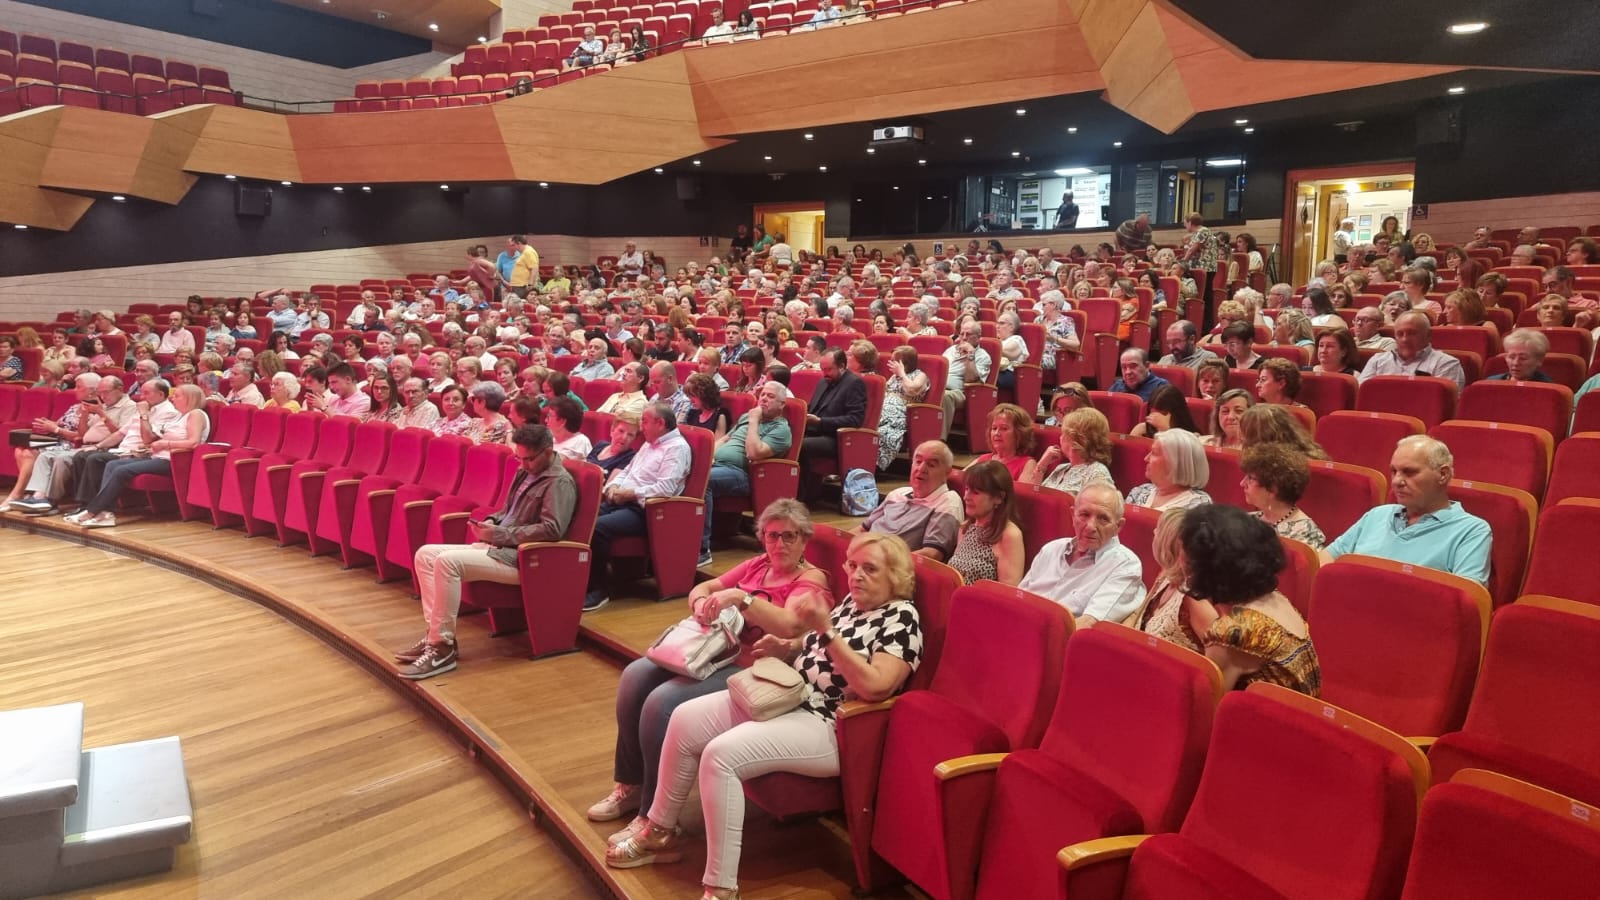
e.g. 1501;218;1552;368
393;637;430;663
397;641;457;680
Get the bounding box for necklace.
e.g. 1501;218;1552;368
1260;504;1297;526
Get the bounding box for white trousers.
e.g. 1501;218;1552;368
413;543;520;643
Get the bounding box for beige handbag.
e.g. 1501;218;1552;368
727;657;805;721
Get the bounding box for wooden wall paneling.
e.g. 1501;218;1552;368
177;105;304;184
0;108;96;230
288;107;517;184
35;107;201;205
1414;193;1600;241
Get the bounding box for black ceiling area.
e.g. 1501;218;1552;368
1169;0;1600;73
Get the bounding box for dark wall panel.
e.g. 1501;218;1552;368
1413;78;1600;204
15;0;431;67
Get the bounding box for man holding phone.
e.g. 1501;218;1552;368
939;320;991;440
396;423;577;680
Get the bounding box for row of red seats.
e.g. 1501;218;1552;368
0;30;228;86
0;30;235;117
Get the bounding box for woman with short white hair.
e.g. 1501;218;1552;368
265;371;302;412
1492;328;1553;382
896;303;937;339
1126;428;1213;511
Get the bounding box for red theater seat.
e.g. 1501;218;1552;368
1315;410;1425;475
1522;498;1600;605
329;426;430;568
1457;379;1574;442
234;410;320;536
861;582;1073;896
1060;685;1426;900
1430;420;1553;500
198;406;290;528
269;416;358;547
1299;459;1386;541
360;433;470;583
1357;375;1458;429
1546;432;1600;505
708;396;806;541
1429;596;1600;806
607;425;715;600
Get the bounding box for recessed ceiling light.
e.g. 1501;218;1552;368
692;159;701;166
1066;127;1077;134
917;159;927;165
763;155;772;161
361;185;371;192
1112;141;1122;147
14;224;27;230
1447;86;1466;94
653;167;664;173
1447;21;1487;35
111;194;126;201
1015;108;1026;116
962;137;973;145
428;22;439;31
331;186;343;192
892;185;899;190
818;165;827;172
224;174;236;180
855;197;862;202
924;195;932;200
1234;118;1249;125
1010;150;1021;157
1054;167;1093;176
1243;127;1255;134
539;182;549;188
281;180;292;186
803;132;814;141
439;184;449;190
866;147;876;154
1205;158;1244;167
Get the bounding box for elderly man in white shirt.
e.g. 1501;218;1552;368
940;320;992;439
1357;310;1465;391
69;378;181;514
583;401;694;610
617;241;646;277
1017;483;1145;628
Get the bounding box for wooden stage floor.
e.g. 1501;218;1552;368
0;480;919;899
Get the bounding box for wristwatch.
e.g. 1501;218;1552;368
737;589;771;611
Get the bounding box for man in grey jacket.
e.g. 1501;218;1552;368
396;423;577;679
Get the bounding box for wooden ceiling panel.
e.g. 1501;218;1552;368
34;109;201;205
287;106;515;183
177;106;303;184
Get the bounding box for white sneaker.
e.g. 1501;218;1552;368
83;512;117;528
587;783;641;822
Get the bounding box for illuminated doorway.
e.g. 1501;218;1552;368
1283;164;1415;286
753;203;826;256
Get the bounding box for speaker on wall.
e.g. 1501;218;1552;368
675;176;702;201
236;185;272;217
1417;101;1462;146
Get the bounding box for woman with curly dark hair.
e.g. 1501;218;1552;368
1181;504;1320;695
1240;442;1325;549
681;372;731;439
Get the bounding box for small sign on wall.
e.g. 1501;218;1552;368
1411;204;1429;221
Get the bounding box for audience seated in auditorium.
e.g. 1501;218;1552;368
606;531;920;900
588;415;640;478
1109;348;1172;402
592;499;832;838
1488;329;1553;382
1320;435;1491;585
6;375;128;514
585;402;693;611
968;403;1037;482
1126;507;1204;651
940;321;991;438
1203;388;1252;450
1127;428;1213;511
68;383;209;530
875;346;928;471
1349;305;1395;352
861;440;963;562
1182;504;1320;694
1017;482;1144;627
947;459;1024;585
1128;384;1200;439
700;382;793;566
396;424;577;680
598;363;650;421
1029;406;1115;494
1357;311;1466;390
1158;320;1219;371
797;348;867;501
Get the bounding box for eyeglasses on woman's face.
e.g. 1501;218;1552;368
760;529;801;545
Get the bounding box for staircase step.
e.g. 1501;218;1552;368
0;702;84;818
58;736;193;870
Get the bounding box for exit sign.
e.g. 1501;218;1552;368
1376;181;1395;189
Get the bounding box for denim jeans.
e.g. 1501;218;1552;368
702;464;751;554
88;456;170;514
611;656;737;816
588;502;647;591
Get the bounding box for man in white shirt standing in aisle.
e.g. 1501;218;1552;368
584;402;693;611
617;241;646;279
940;320;991;439
1017;483;1145;628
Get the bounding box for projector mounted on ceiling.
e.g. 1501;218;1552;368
870;125;926;146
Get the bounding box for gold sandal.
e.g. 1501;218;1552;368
701;888;739;900
604;821;684;869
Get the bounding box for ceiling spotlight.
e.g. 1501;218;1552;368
1066;126;1077;134
892;185;899;190
428;22;439;31
14;224;27;230
692;159;702;166
763;155;772;161
1015;108;1026;116
924;195;932;200
439;184;449;190
332;186;343;192
818;165;828;172
1112;141;1123;147
1010;150;1021;157
1447;85;1466;94
653;167;664;173
803;132;814;140
1243;127;1255;134
111;194;126;202
224;174;237;180
1234;118;1249;125
1447;21;1487;35
538;182;549;188
361;185;372;192
1054;167;1093;176
1205;158;1244;167
281;180;292;186
962;137;973;145
866;147;876;154
917;159;927;165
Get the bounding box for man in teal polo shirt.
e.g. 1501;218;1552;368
1320;435;1491;585
699;381;792;567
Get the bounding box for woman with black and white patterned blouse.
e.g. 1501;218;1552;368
606;531;923;900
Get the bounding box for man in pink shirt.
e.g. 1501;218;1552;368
307;362;372;418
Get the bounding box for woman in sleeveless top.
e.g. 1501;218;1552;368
74;383;211;529
947;460;1025;586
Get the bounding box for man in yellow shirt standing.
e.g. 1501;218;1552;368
507;235;540;294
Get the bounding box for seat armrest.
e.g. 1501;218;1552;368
1408;735;1438;753
934;752;1008;781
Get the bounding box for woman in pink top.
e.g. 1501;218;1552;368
588;498;835;843
74;383;210;528
967;403;1038;483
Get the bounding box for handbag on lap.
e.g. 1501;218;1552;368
727;656;805;721
644;604;744;680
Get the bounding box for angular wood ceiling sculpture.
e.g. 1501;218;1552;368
0;0;1481;229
